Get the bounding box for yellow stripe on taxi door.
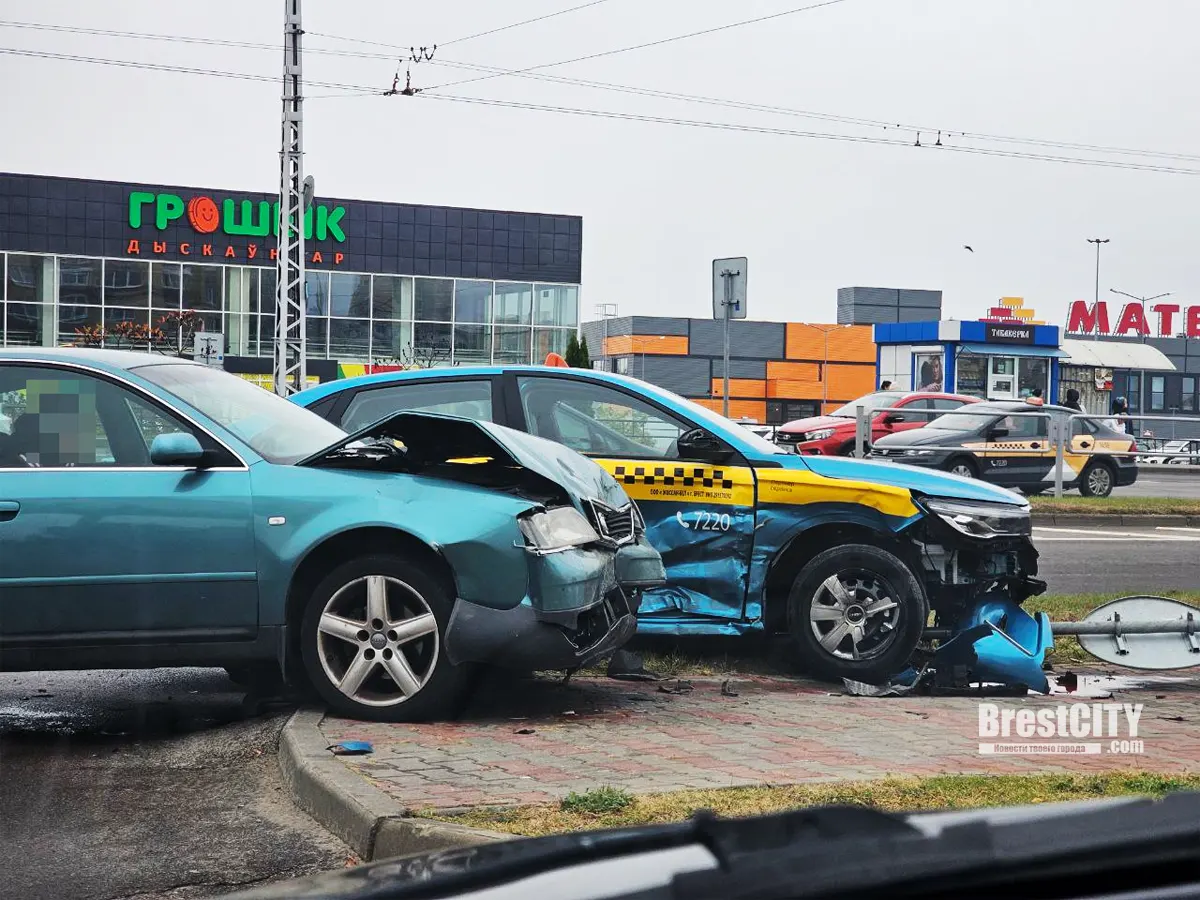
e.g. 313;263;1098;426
593;459;756;506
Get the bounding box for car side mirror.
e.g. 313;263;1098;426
150;432;207;467
986;427;1009;440
677;428;729;463
881;413;903;425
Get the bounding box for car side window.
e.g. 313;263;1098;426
0;365;130;468
888;398;933;424
517;376;690;458
999;412;1047;440
341;380;493;432
931;398;967;411
122;393;204;458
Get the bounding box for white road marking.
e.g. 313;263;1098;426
1033;526;1200;542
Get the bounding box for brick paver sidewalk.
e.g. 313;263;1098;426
322;672;1200;812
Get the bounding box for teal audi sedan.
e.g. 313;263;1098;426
295;366;1050;691
0;349;664;721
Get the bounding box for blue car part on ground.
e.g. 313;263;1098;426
934;594;1053;693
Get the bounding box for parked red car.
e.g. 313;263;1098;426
775;390;980;456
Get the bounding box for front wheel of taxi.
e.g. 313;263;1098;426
786;543;927;684
299;554;472;722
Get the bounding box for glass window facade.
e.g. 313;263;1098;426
0;252;580;365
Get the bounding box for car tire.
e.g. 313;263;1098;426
299;553;472;722
837;442;856;457
785;543;928;684
1079;461;1116;498
943;456;979;479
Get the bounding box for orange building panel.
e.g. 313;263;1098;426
691;398;768;422
710;378;766;398
826;363;877;399
603;334;689;356
785;323;874;362
767;378;824;399
766;360;820;381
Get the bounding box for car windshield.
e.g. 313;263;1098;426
926;405;1012;431
829;391;905;418
134;363;347;464
642;382;785;455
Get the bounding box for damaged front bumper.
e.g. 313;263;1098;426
911;504;1055;693
444;536;666;670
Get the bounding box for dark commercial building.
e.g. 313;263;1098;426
0;172;582;380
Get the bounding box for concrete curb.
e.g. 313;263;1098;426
1031;513;1200;527
278;709;508;861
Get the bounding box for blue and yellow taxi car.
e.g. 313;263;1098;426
296;366;1046;686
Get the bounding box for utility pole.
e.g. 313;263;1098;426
1087;238;1109;312
274;0;307;396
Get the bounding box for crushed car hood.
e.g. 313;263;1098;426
775;452;1026;506
299;410;630;509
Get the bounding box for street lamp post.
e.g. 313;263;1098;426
1110;288;1171;343
1087;238;1110;308
798;323;842;410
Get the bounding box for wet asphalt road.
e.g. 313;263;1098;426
1035;524;1200;594
0;669;350;900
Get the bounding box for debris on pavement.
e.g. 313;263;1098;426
327;740;373;756
721;679;739;697
843;667;925;697
606;650;661;682
657;679;694;695
514;727;536;735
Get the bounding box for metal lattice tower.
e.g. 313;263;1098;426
274;0;306;395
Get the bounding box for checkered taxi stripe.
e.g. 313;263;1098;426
612;465;735;490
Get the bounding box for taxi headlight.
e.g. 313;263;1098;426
923;497;1032;539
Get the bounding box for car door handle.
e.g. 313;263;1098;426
0;501;20;522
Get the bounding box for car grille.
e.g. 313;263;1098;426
872;447;891;457
776;432;800;446
587;499;638;545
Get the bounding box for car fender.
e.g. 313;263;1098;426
250;466;539;625
747;500;924;624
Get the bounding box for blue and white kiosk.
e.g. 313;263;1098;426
873;320;1066;403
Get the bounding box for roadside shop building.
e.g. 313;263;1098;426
0;172;583;382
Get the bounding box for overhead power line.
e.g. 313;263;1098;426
417;93;1200;176
439;0;614;47
7;16;1198;165
423;0;855;91
4;40;1200;176
0;46;379;95
423;56;1200;163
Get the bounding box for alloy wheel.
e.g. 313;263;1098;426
316;574;439;708
950;463;974;478
808;570;902;661
1087;465;1113;496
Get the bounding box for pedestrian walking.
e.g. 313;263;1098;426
1063;388;1082;411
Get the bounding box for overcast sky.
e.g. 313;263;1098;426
0;0;1195;327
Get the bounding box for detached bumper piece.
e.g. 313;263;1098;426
445;538;662;671
933;594;1053;694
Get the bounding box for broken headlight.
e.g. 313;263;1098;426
518;506;601;553
923;497;1032;539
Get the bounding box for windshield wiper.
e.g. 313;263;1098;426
674;792;1200;900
